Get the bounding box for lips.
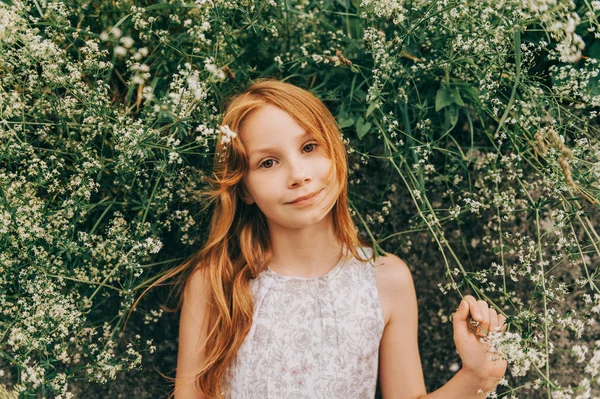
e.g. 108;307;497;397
287;189;322;204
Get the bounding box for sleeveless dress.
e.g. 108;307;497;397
223;246;385;398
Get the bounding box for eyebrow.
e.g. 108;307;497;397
248;131;313;160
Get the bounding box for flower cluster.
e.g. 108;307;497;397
1;0;599;397
219;125;238;144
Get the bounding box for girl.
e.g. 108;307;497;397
171;79;507;398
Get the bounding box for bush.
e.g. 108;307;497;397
1;0;599;397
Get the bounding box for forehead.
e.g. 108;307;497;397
239;104;311;156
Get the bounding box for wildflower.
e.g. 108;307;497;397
219;125;237;144
204;58;226;81
572;345;588;363
109;26;122;38
114;46;127;56
119;36;134;48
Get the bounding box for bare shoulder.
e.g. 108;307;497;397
184;267;210;302
372;252;415;324
180;267;211;333
373;252;413;292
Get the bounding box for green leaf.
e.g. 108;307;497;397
337;110;354;128
453;88;464;106
435;87;464;111
366;102;378;118
445;105;459;128
435;88;453;111
338;116;354;129
356;116;371;139
460;85;480;105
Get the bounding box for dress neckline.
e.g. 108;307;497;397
264;246;351;282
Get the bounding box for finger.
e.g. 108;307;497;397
488;308;498;333
462;295;480;320
498;314;507;332
462;295;482;335
453;299;470;323
452;299;471;338
477;300;490;333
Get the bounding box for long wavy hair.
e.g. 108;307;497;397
141;78;373;398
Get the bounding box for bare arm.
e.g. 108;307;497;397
174;270;210;399
376;254;427;398
377;255;507;399
415;369;501;399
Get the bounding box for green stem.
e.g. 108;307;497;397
496;181;507;294
348;198;385;257
494;27;521;139
90;200;116;235
43;272;123;292
141;175;162;225
567;216;600;294
83;247;135;309
535;209;552;399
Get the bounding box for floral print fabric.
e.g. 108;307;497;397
224;246;385;398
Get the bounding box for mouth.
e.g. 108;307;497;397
286;188;323;205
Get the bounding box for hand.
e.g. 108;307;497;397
452;294;508;382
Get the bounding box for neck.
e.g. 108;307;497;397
266;215;344;278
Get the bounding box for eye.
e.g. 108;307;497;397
303;143;318;153
259;159;276;169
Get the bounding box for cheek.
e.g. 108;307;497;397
240;176;258;200
243;174;276;202
319;157;336;183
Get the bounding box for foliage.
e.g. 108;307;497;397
1;0;599;397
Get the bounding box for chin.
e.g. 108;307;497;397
268;211;331;230
300;209;334;227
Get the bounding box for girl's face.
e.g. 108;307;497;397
238;104;338;230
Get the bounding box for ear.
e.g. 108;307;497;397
237;185;255;205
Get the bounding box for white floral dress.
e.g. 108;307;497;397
224;246;385;398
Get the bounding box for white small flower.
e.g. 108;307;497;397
168;151;181;164
200;21;211;31
119;36;134;48
204;59;225;80
110;26;122;38
114;46;127;56
219;125;237;144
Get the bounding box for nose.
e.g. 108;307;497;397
288;156;311;188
